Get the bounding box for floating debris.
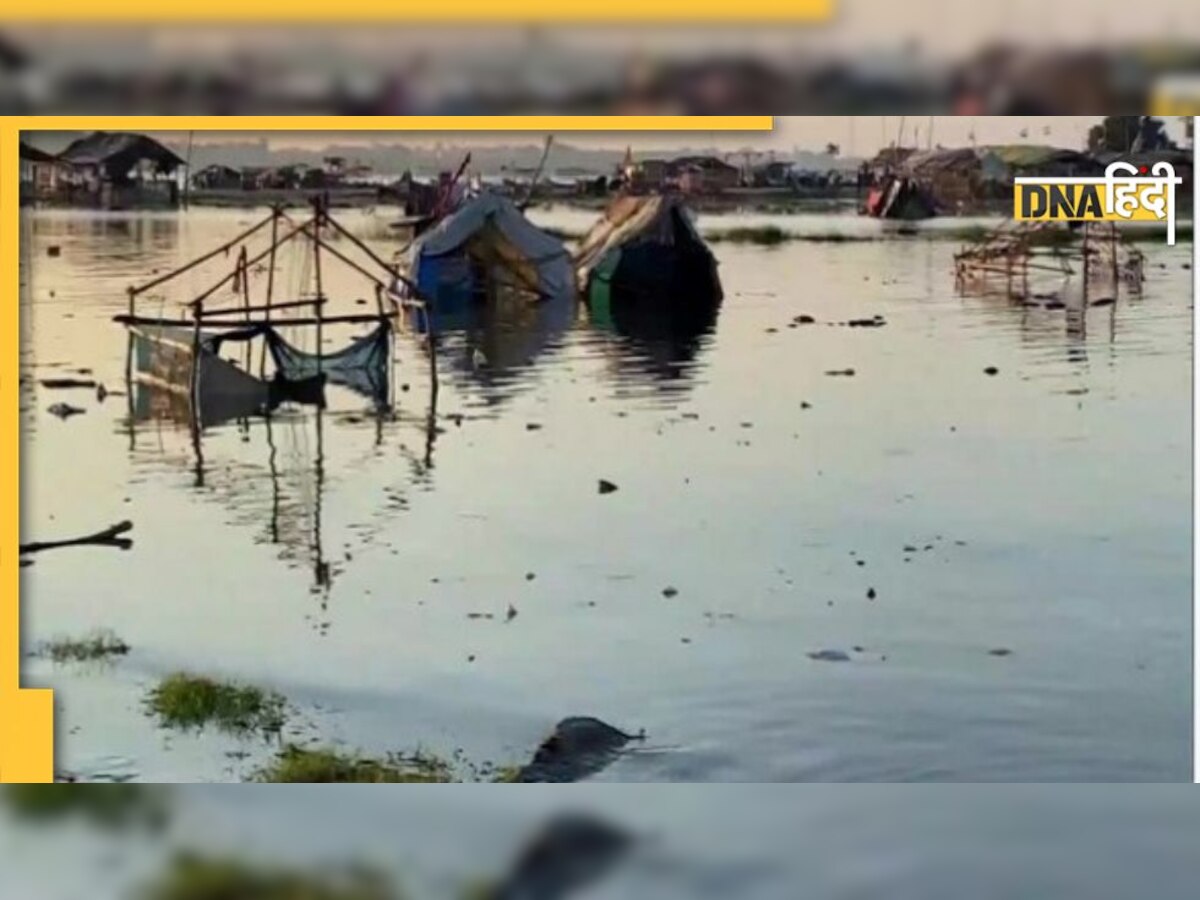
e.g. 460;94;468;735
808;649;851;662
662;586;679;598
20;520;132;555
988;648;1013;657
983;366;999;376
598;479;619;495
39;378;96;390
47;245;61;257
825;368;856;377
46;402;85;419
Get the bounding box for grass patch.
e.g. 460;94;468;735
147;674;286;735
40;630;130;663
2;785;168;829
143;854;397;900
251;744;453;783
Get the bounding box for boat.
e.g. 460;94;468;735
574;194;723;329
864;174;937;220
392;191;576;333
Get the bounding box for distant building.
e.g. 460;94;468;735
19;142;69;204
670;156;740;194
748;160;797;188
56;131;184;208
191;163;243;190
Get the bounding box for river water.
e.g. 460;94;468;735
18;205;1192;782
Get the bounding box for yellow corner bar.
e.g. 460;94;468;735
0;0;831;21
0;126;54;784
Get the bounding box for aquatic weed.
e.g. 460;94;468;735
1;784;168;829
40;630;130;663
142;853;399;900
146;674;286;735
251;745;453;783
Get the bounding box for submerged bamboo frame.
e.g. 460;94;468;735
120;200;440;430
954;220;1145;302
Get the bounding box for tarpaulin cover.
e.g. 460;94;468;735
574;194;707;283
398;192;575;303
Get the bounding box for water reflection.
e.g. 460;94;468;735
585;282;722;396
124;378;439;623
410;289;578;411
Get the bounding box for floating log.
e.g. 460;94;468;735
20;521;133;555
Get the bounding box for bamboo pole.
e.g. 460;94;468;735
196;298;325;319
319;211;406;283
130;211;275;297
312;199;324;375
189;214;314;308
260;206;281;378
115;312;391;328
189;302;203;430
1081;223;1090;305
299;225;390;288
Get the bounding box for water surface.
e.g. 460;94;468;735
19;206;1192;782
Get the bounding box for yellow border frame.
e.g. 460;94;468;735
0;1;833;21
0;114;770;783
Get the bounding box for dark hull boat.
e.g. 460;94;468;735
575;194;723;330
864;175;937;220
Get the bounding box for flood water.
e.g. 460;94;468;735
18;206;1193;783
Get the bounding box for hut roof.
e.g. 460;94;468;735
983;144;1086;168
58;132;184;170
19;142;57;163
902;147;980;175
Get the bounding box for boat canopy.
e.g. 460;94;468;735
398;192;575;303
574;194;707;283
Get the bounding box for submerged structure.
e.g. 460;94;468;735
393;192;575;331
119;202;424;429
954;220;1145;302
864;174;937;220
574;194;722;328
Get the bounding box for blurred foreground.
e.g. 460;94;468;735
5;1;1200;115
3;785;1200;899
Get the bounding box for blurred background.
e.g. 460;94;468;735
3;785;1200;899
3;0;1200;114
